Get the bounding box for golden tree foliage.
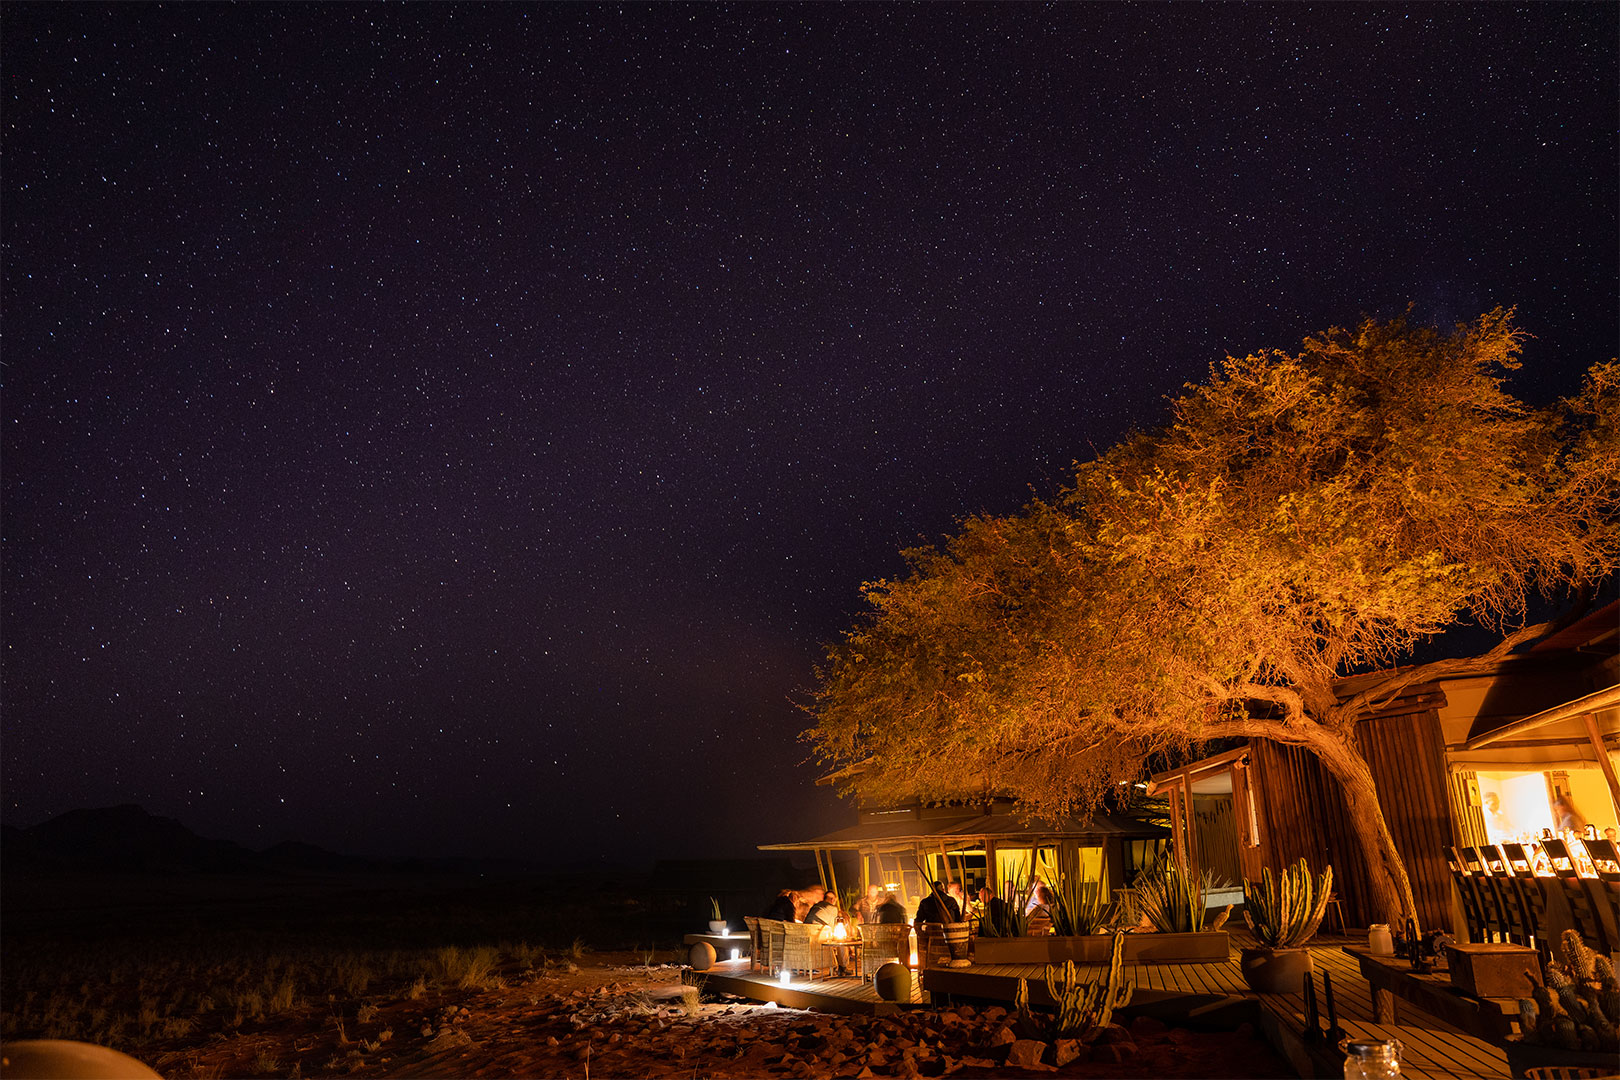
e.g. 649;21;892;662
807;309;1619;924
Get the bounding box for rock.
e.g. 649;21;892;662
989;1026;1017;1046
1235;1021;1256;1040
1096;1023;1134;1045
960;1056;997;1068
983;1006;1007;1022
423;1028;473;1053
1053;1038;1088;1066
1093;1042;1139;1064
856;1069;875;1079
1006;1040;1047;1068
956;1005;977;1021
1129;1015;1169;1037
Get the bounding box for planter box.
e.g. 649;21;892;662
974;931;1229;966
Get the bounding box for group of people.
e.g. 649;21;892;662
762;878;1050;930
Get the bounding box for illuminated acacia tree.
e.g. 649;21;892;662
809;309;1619;926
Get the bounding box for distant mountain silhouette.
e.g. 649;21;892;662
1;804;557;877
11;804;256;873
256;839;372;874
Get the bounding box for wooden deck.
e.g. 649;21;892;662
690;958;928;1012
692;934;1513;1079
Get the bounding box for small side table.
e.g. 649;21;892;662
821;939;863;978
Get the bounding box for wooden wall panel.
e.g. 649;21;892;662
1247;702;1457;932
1354;707;1455;932
1249;739;1375;925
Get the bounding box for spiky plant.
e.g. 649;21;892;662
1014;931;1135;1039
1242;858;1333;949
1050;870;1115;937
1134;853;1215;933
1520;930;1618;1053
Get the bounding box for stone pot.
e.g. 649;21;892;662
873;961;911;1002
1238;946;1314;994
687;941;717;971
708;919;729;934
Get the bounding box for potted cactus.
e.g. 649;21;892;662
1239;858;1333;993
1507;930;1619;1078
707;896;728;934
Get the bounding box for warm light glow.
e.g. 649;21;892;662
779;970;792;986
730;948;740;961
720;929;729;937
832;922;848;940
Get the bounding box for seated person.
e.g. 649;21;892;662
855;884;883;925
763;888;798;922
873;891;908;924
1026;882;1054;920
977;885;1012;930
802;885;838;926
914;880;962;925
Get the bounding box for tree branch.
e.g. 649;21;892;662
1335;618;1559;720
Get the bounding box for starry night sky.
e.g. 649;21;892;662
4;5;1615;866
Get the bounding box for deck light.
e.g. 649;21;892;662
779;970;792;986
730;948;740;961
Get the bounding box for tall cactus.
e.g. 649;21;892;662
1242;858;1333;948
1014;931;1135;1040
1517;931;1619;1055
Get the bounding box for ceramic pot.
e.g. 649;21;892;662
708;919;728;934
1239;946;1314;994
687;941;717;971
873;961;911;1001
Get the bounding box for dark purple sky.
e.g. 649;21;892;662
4;5;1615;866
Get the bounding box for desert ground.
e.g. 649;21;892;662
2;869;1291;1078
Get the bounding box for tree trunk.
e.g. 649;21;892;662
1301;729;1421;930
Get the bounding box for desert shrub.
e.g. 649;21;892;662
435;945;499;989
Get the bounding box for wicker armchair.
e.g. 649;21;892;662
859;923;911;969
756;918;787;974
781;922;828;976
743;916;763;972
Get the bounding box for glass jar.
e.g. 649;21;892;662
1343;1039;1402;1079
1367;924;1394;955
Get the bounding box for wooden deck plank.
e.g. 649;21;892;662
702;939;1511;1079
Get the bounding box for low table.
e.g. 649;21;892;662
820;939;863;978
1342;945;1520;1041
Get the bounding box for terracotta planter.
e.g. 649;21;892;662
1238;946;1313;994
941;922;974;967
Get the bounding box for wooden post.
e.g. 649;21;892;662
1583;713;1620;822
825;849;840;908
1168;781;1186;867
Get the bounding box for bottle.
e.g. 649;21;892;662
1343;1039;1402;1078
1368;924;1394;956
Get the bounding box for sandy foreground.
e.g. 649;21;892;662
144;952;1292;1079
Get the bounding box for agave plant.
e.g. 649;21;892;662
1134;852;1221;933
707;896;723;922
1242;858;1333;949
1049;850;1115;936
